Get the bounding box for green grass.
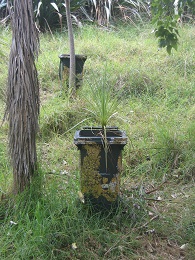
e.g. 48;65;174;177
0;22;195;259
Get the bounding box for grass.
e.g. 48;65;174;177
0;22;195;259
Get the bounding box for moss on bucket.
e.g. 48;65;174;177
80;144;120;202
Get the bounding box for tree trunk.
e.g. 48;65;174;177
65;0;76;96
5;0;39;193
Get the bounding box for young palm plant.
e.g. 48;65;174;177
85;77;120;169
86;77;119;128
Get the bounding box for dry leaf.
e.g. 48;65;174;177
10;221;17;225
60;170;69;175
63;160;67;165
145;229;155;234
72;243;77;250
148;211;154;216
180;243;188;250
78;191;85;203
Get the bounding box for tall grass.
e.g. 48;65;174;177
0;23;195;259
0;169;146;259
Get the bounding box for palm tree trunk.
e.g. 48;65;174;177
5;0;39;193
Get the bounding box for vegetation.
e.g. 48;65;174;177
0;21;195;259
151;0;195;53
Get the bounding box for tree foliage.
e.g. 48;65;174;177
151;0;195;54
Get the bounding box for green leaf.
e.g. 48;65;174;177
166;45;172;55
159;39;167;48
